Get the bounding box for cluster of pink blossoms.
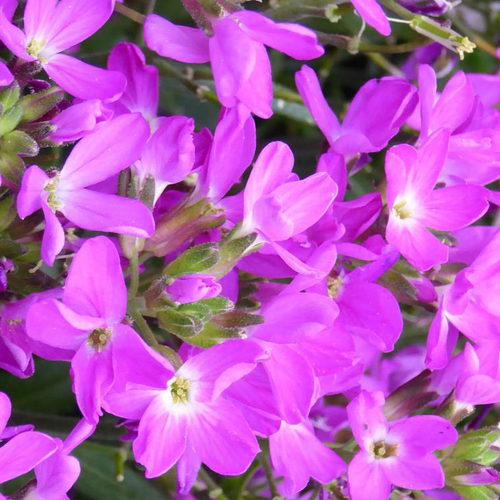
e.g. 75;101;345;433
1;0;500;499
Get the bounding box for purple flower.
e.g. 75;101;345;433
166;274;221;304
25;236;167;423
17;114;154;265
296;65;418;158
104;340;263;487
0;392;58;485
0;0;126;100
144;10;323;118
269;421;346;496
386;128;489;271
347;390;458;500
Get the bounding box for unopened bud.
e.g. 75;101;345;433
18;87;64;123
1;130;39;157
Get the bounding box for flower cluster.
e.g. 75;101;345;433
1;0;500;499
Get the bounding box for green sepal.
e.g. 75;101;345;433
0;83;20;114
0;195;17;232
0;105;22;137
157;307;204;338
18;86;64;123
212;310;264;328
453;485;499;500
1;130;39;156
180;320;245;348
0;151;25;184
164;242;220;277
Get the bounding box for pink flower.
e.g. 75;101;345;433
386;128;489;271
25;237;167;423
144;10;323;118
347;390;458;500
0;0;126;100
17;114;154;265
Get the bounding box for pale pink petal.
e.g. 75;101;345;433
45;54;126;102
24;0;58;41
63;236;126;322
144;14;210;63
59;189;154;238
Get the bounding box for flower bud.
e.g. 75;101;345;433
18;87;64;123
166;274;222;304
400;0;459;16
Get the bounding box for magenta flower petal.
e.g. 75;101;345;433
418;64;437;141
63;236;127;322
44;54;127;102
236;11;324;60
383;452;445;490
386;217;449;271
0;0;17;21
24;0;57;41
234;41;273;119
0;8;31;59
144;14;210;64
59;189;154;238
263;342;315;424
17;165;49;219
295;65;341;144
426;304;459;370
0;392;10;433
72;342;114;423
389;415;458;451
0;431;57;483
133;395;188;477
244;141;294;217
416;184;489;231
269;421;345;496
348;452;392;500
188;398;259;475
351;0;391;36
60;113;150;190
209;18;257;108
337;281;402;352
179;339;264;402
26;299;101;350
0;61;13;86
203;104;256;203
37;0;113;53
50;99;103;144
40;195;66;267
108;42;159;120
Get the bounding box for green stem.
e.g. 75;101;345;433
358;38;431;53
235;461;260;500
377;0;414;20
258;453;282;500
128;251;140;300
367;52;404;76
114;2;145;23
198;467;231;500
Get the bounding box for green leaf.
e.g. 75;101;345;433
164;242;220;277
73;442;168;500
